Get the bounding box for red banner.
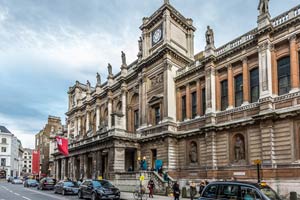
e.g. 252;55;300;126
56;136;69;156
32;150;40;175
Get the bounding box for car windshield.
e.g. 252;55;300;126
92;180;113;188
64;182;78;187
28;180;37;183
46;179;54;183
260;186;281;200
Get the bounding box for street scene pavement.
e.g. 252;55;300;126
0;181;180;200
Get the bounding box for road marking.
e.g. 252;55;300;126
25;188;69;200
22;197;31;200
14;193;20;196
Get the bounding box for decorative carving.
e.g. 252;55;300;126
205;26;214;47
138;37;143;59
151;74;163;88
189;141;198;164
234;134;245;162
258;0;270;15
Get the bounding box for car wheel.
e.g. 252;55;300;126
62;190;65;196
78;190;83;199
92;192;98;200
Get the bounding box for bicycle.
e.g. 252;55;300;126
133;185;148;200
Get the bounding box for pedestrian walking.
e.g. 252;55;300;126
199;181;205;196
172;181;180;200
190;181;197;200
147;179;155;198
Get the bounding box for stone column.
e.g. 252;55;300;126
113;147;125;172
138;74;143;127
86;111;90;132
186;84;191;119
163;63;177;122
258;41;273;98
67;123;71;138
108;96;112;129
271;45;278;95
79;155;84;179
61;159;65;180
92;153;97;179
83;154;88;179
242;58;249;104
96;106;100;131
74;117;78;136
205;66;216;113
78;117;81;136
290;34;300;92
215;71;221;111
121;85;127;130
227;65;234;109
196;80;201;116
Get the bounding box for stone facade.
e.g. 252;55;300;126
53;1;300;196
35;116;63;176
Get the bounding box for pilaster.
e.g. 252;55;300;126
121;84;127;130
186;83;191;120
86;111;90;132
96;106;100;131
163;63;177;122
205;66;216;114
289;34;300;92
196;80;201;116
215;70;221;111
258;41;273;98
242;57;249;104
108;93;113;130
271;44;278;95
260;121;276;168
227;64;234;109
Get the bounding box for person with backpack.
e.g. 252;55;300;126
173;181;180;200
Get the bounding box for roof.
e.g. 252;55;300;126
0;125;12;134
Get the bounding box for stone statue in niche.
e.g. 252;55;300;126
189;142;198;164
205;26;214;47
258;0;269;15
234;135;245;162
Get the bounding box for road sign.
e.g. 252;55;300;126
254;159;261;165
139;175;145;181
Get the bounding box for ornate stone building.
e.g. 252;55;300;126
54;0;300;194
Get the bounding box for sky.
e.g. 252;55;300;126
0;0;298;149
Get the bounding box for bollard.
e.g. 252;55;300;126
290;191;297;200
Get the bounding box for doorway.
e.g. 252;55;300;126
125;148;136;172
151;149;157;170
101;153;108;179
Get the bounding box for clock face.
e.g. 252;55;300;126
152;27;162;45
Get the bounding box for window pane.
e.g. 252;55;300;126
235;74;243;107
202;88;206;115
182;96;186;120
191;92;197;118
134;110;139;130
202;185;218;199
250;68;259;103
155;107;160;125
221;80;228;110
277;57;291;95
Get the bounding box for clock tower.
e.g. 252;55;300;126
139;1;196;61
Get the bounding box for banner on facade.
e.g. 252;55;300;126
55;136;69;156
32;150;40;175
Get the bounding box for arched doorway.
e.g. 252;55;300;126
0;169;6;179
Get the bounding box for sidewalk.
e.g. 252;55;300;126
121;192;192;200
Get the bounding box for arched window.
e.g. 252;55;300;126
250;68;259;103
277;57;291;95
1;138;6;144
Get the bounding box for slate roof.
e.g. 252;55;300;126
0;125;12;134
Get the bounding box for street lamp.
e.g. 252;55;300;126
137;156;146;200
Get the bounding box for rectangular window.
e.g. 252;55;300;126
134;110;139;130
191;92;197;118
250;68;259;102
1;147;6;152
182;95;186;120
0;158;6;166
202;88;206;115
235;74;243;107
221;80;228;111
278;57;291;95
154;107;161;125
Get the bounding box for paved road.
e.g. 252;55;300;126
0;182;78;200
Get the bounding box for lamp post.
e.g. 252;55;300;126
138;156;146;200
254;159;261;183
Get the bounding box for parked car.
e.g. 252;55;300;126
78;179;120;200
11;179;23;184
54;180;79;195
198;181;281;200
24;179;38;187
7;176;14;183
37;177;56;190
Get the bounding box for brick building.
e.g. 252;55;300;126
53;0;300;195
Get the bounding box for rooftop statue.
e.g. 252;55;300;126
108;63;113;76
205;26;214;47
258;0;270;15
96;72;101;86
87;80;91;92
121;51;126;66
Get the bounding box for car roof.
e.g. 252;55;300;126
208;181;260;188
